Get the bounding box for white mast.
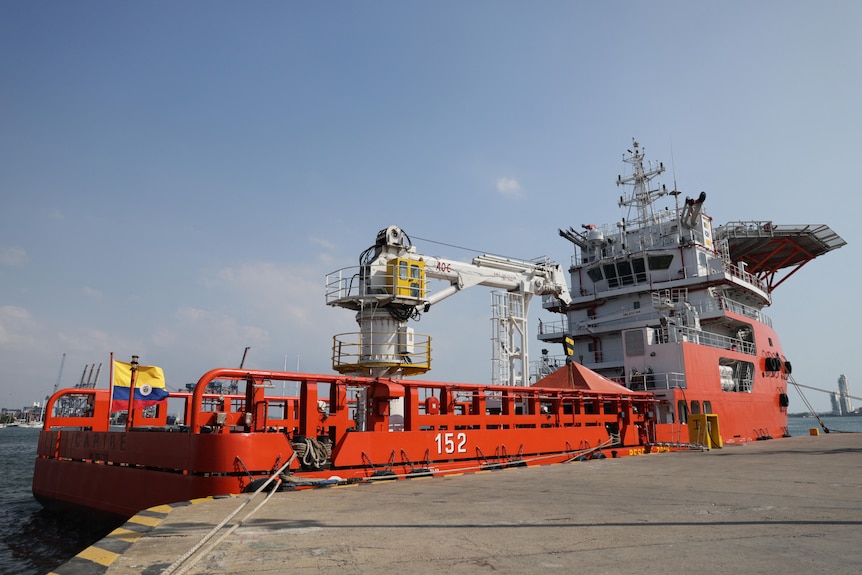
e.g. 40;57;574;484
616;139;668;227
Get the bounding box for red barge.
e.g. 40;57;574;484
32;141;845;519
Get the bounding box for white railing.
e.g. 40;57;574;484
564;252;770;302
530;358;687;391
628;371;687;391
698;294;772;327
325;266;430;304
661;325;756;355
325;267;362;303
723;260;770;299
537;317;568;336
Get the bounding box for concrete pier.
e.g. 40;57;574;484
55;433;862;574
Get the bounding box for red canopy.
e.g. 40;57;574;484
534;362;637;395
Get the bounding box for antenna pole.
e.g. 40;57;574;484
53;353;66;394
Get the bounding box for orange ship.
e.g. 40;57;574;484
32;141;845;519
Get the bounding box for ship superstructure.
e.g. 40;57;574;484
539;141;845;442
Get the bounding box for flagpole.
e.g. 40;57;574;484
108;352;115;417
565;336;575;388
126;355;139;431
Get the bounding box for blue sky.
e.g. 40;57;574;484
1;1;858;414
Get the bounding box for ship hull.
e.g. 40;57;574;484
32;367;665;518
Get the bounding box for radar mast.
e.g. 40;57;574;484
616;139;667;226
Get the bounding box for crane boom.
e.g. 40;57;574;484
53;353;66;394
325;226;571;384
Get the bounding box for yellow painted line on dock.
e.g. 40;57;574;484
126;513;163;527
76;545;121;566
107;526;144;543
48;500;191;575
189;495;225;504
145;503;176;514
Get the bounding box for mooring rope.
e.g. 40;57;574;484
160;452;296;575
161;433;665;571
788;375;833;433
361;436;620;482
291;436;332;470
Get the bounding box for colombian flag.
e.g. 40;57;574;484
111;360;169;411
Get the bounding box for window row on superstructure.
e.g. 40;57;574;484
567;246;769;301
539;290;770;338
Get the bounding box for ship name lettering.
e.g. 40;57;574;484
73;431;126;452
435;261;452;273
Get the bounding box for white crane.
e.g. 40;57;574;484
325;226;572;385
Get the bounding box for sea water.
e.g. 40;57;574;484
0;427;121;575
786;414;862;436
1;417;860;574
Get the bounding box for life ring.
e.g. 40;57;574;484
425;396;440;415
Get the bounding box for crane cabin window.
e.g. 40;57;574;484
409;263;422;298
388;258;426;299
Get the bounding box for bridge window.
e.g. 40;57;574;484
648;254;674;270
603;263;619;288
617;260;634;286
633;258;647;282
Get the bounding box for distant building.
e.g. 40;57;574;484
831;392;843;416
837;374;853;415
